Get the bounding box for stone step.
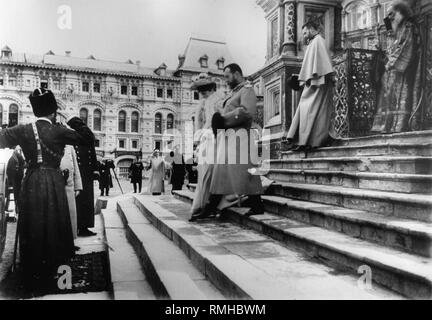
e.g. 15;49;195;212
101;203;156;300
280;142;432;160
265;169;432;194
264;195;432;257
116;199;225;300
333;131;432;148
175;190;432;257
132;194;400;299
268;182;432;223
266;156;432;175
172;190;431;299
177;192;432;257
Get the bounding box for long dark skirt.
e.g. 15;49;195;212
19;167;75;289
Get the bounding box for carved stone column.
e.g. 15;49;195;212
281;0;297;56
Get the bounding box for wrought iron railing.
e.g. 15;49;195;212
332;48;379;137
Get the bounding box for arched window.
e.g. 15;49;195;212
118;110;126;132
8;104;18;127
345;1;371;32
155;113;162;134
93;109;102;131
167;113;174;130
79;108;88;125
131;111;139;133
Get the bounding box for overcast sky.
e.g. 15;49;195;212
0;0;267;74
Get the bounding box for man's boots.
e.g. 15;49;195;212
245;195;264;216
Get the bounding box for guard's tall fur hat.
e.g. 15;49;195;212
29;88;58;117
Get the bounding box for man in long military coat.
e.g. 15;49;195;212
75;137;99;237
192;63;264;220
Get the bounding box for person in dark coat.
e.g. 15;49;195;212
129;158;144;193
0;88;93;292
74;132;99;237
185;153;198;184
169;147;185;192
98;159;114;196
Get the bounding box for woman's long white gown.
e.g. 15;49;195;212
191;91;225;215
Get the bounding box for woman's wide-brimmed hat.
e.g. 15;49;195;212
191;73;216;91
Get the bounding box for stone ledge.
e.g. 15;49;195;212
134;194;401;300
120;199;224;300
101;206;156;300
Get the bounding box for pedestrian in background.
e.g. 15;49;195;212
185;152;198;184
147;149;165;195
129;157;144;193
99;159;114;196
169;146;186;192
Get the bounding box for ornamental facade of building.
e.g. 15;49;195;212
0;36;233;176
252;0;431;156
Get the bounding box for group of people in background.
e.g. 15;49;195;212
145;146;196;196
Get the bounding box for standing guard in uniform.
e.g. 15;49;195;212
74;131;99;237
0;88;93;292
169;146;186;192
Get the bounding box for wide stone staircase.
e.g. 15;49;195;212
102;130;432;299
174;131;432;299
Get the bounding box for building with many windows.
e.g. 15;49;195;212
0;36;232;176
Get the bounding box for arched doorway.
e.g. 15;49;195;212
116;157;134;179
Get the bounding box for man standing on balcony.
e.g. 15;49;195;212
285;19;337;151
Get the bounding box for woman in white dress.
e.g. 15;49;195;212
147;149;165;195
189;74;225;221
